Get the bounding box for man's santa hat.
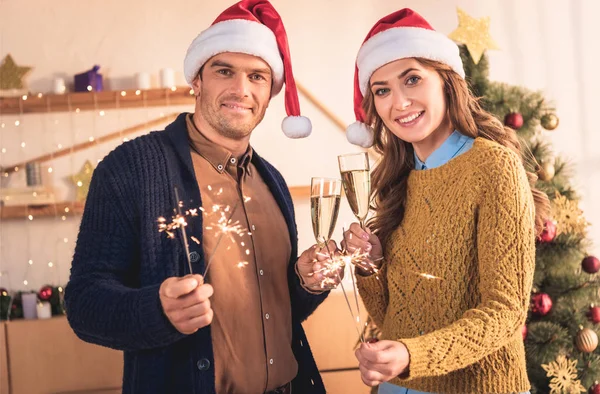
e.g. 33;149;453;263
184;0;311;138
346;8;465;148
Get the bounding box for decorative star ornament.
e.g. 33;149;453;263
70;160;95;202
448;8;499;64
541;355;586;394
0;54;32;91
552;191;588;236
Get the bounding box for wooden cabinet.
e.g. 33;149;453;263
0;291;370;393
0;318;122;394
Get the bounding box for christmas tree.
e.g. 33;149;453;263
461;44;600;393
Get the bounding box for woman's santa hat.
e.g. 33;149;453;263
184;0;311;139
346;8;465;148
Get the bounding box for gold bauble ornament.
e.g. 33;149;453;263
541;113;560;131
539;161;555;182
575;326;598;353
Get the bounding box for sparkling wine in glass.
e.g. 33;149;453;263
338;152;371;228
310;177;342;247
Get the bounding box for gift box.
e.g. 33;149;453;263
74;65;103;92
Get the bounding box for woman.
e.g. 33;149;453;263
341;8;549;394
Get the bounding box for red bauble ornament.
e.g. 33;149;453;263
38;285;53;301
531;293;553;316
589;305;600;324
522;325;528;340
504;112;524;129
582;256;600;274
538;220;557;243
589;381;600;394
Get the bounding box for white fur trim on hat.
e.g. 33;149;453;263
346;121;374;148
184;19;285;95
281;116;312;138
357;27;464;95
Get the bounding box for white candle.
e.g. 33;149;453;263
135;72;151;90
36;301;52;319
159;68;175;88
22;293;38;319
53;78;66;95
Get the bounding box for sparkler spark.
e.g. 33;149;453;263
417;272;443;280
157;213;188;240
158;185;251;277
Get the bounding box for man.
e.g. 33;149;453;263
65;1;336;393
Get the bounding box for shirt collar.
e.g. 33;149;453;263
186;114;253;174
414;130;470;170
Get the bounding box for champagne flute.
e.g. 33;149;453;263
338;152;371;229
310;177;363;341
338;153;371;343
310;177;342;248
309;177;342;291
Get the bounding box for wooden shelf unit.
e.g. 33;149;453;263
0;86;195;115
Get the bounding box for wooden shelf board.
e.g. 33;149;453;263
0;86;195;115
1;201;84;220
1;187;309;220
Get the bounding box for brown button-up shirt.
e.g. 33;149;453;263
186;115;297;393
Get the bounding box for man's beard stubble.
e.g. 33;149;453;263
199;92;266;140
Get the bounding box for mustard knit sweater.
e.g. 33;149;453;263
357;138;536;394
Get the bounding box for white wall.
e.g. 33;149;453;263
1;0;599;291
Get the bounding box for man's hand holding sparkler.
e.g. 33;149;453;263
160;274;214;334
296;240;344;291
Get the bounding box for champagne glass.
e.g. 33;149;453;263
338;152;371;229
309;177;342;291
310;177;342;247
338;153;371;343
312;178;365;342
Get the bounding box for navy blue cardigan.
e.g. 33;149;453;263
65;113;328;393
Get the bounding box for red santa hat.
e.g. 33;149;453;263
184;0;311;139
346;8;464;148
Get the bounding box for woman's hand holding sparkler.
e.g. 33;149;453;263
354;339;410;386
159;274;214;335
341;223;383;275
296;240;344;291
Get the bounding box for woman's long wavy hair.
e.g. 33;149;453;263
365;58;550;248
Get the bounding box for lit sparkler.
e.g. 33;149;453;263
158;186;251;278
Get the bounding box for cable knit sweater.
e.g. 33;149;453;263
65;113;328;394
358;138;536;394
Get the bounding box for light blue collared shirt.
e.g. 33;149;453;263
414;130;474;170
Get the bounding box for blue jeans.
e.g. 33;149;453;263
378;383;428;394
378;382;531;394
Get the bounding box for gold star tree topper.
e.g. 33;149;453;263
448;8;499;64
0;54;32;91
70;160;95;202
541;355;586;394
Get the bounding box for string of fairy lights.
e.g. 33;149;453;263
0;85;192;292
